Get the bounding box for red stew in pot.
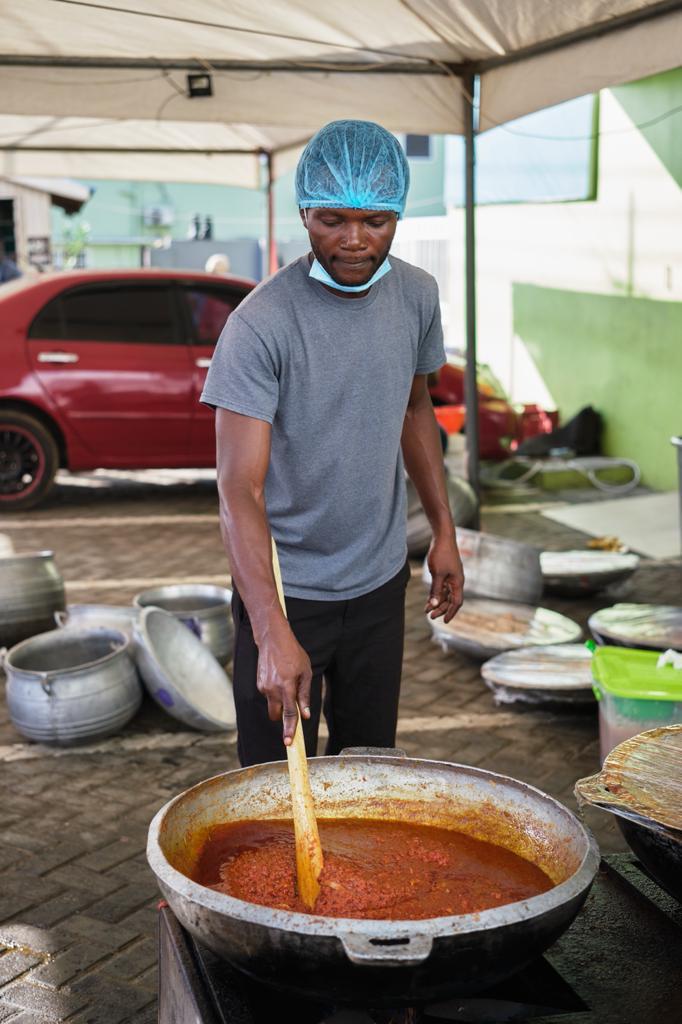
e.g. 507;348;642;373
192;818;553;919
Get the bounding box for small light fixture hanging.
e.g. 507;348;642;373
187;73;213;98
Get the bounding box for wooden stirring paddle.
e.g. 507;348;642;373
271;538;324;909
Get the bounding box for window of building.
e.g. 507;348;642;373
404;134;432;159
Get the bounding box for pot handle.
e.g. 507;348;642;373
179;615;202;640
340;932;433;967
54;610;68;627
574;773;662;830
340;747;407;758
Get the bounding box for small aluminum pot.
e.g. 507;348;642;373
134;584;233;664
4;627;142;745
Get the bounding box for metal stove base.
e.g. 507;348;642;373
158;855;682;1024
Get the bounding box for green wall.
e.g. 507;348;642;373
612;67;682;188
513;284;682;489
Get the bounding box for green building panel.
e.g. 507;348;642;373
612;67;682;188
513;283;682;490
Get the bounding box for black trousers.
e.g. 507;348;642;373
231;560;411;767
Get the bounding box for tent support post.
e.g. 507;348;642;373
266;150;277;276
463;71;481;529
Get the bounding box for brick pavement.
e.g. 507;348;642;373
1;469;680;1022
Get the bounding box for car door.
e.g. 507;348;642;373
179;281;249;463
27;279;193;465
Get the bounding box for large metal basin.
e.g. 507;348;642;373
147;752;598;1005
134;608;235;732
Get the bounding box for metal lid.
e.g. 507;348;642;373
431;598;582;655
482;644;593;691
589;603;682;651
540;550;639;577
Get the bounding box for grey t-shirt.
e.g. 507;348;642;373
201;254;445;600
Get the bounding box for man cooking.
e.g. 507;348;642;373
202;119;464;768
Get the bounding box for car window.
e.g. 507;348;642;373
28;295;64;339
30;284;180;344
183;285;244;346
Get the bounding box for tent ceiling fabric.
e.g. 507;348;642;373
0;1;680;184
0;115;308;186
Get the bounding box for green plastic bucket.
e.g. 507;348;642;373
590;644;682;761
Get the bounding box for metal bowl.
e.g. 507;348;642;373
147;750;599;1005
134;607;235;732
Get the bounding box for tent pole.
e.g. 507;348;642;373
463;71;481;529
266;150;277;276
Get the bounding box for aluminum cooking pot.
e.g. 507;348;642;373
147;750;598;1005
0;551;65;647
4;627;141;745
134;584;233;665
55;604;140;642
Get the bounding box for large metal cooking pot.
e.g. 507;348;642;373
0;551;65;647
147;751;598;1005
421;531;544;606
4;627;141;745
406;473;476;556
575;727;682;903
617;818;682;901
134;584;233;664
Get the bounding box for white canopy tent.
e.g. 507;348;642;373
2;0;681;511
1;2;681;131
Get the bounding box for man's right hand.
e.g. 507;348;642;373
256;617;313;746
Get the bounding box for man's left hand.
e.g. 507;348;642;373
425;535;464;623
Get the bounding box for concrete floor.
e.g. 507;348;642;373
0;469;680;1022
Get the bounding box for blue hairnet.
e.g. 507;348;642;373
296;120;410;219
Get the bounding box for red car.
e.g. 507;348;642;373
0;269;254;509
428;359;558;459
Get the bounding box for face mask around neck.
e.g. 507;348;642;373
308;257;391;293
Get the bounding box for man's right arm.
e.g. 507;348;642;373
215;407;312;745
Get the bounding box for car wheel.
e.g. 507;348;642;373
0;410;59;511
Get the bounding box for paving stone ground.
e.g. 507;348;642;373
1;469;680;1022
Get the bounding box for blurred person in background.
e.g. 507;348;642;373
0;241;21;283
205;253;231;274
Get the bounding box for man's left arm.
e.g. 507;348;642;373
402;374;464;622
